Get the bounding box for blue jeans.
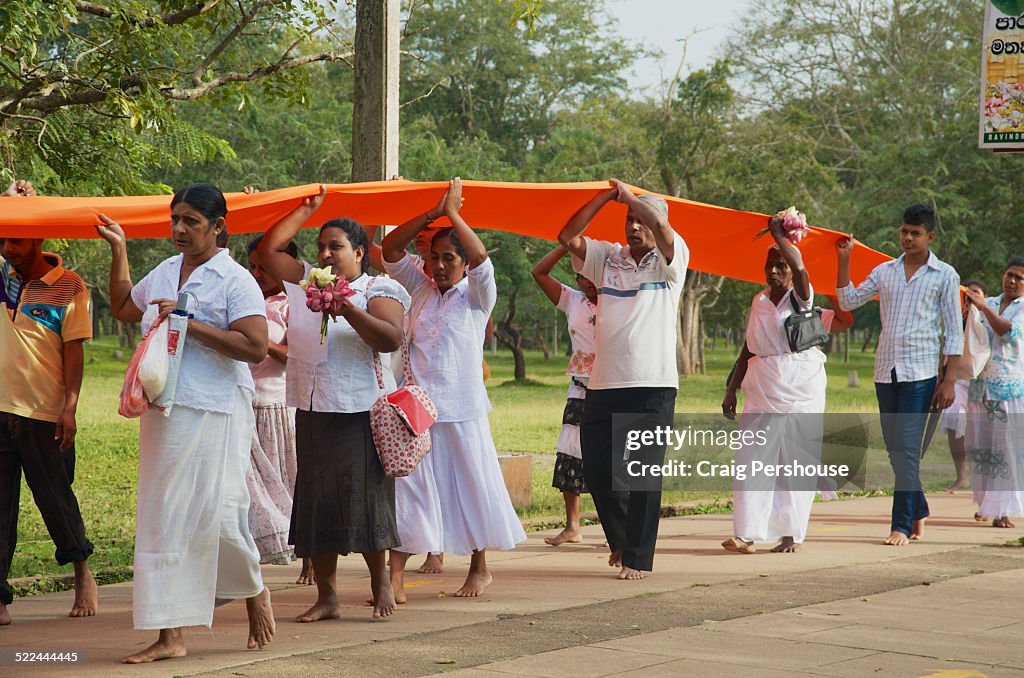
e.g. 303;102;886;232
875;370;936;537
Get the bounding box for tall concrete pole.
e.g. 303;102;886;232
352;0;400;183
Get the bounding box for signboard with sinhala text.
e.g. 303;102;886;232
980;0;1024;150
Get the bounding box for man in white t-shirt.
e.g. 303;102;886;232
558;179;689;581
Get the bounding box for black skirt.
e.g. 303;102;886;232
552;452;588;494
290;409;398;557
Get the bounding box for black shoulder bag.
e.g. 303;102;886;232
783;292;829;353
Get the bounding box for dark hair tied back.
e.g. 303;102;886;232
432;228;467;263
320;218;370;275
172;183;229;241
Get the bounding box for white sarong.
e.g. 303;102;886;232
394;452;445;555
732;352;825;544
430;417;527;555
133;387;263;630
967;396;1024;519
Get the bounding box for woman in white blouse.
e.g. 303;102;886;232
382;178;526;601
258;186;410;621
721;214;852;555
96;183;274;663
964;258;1024;528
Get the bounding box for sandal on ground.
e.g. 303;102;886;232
721;537;756;554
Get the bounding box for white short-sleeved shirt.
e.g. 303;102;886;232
284;265;410;413
745;285;835;358
383;253;495;422
249;291;289;406
557;286;597;379
131;249;266;415
577;236;689;389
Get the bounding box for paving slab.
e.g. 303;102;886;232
0;492;1021;677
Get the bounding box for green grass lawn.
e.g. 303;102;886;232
11;337;955;586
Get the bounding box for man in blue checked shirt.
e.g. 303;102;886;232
835;204;963;547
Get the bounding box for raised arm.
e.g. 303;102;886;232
363;225;386;272
532;246;568;306
834;236;879;311
767;215;810;302
442;178;488;268
557;185;618;260
95;214;144;323
611;179;677;262
965;288;1012;336
257;184;326;284
381;182;456;264
824;295;854;333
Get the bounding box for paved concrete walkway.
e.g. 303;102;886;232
1;493;1022;677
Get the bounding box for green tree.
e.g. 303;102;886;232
731;0;1024;280
1;1;351;194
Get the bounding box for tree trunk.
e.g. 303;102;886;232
861;327;874;352
351;0;400;183
494;288;527;381
677;272;721;376
116;319;137;347
534;322;550;362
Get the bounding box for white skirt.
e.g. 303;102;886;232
733;353;826;544
429;417;527;555
394;452;445;555
134;387;263;630
967;396;1024;518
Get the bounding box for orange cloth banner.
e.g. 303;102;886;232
0;180;889;293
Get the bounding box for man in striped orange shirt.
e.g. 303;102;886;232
0;180;98;626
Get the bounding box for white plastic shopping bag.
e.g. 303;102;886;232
138;319;169;401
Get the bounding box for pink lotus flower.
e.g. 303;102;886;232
301;269;356;344
753;206;811;245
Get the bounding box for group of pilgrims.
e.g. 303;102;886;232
0;177;1022;666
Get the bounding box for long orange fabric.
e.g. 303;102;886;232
0;180;890;293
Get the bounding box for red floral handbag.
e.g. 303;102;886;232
370;339;437;477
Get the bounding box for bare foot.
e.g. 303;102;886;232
770;537;800;553
371;580;397;619
391;565;407;605
993;516;1016;528
721;537;756;554
453;570;492;597
296;558;316;585
0;603;10;626
910;518;925;540
296;596;342;623
123;629;186;664
975;512;989;522
245;587;275;649
945;479;967;493
544;527;582;546
608;549;623;567
883;530;910;546
617;566;645;580
417;553;444;574
70;564;98;617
